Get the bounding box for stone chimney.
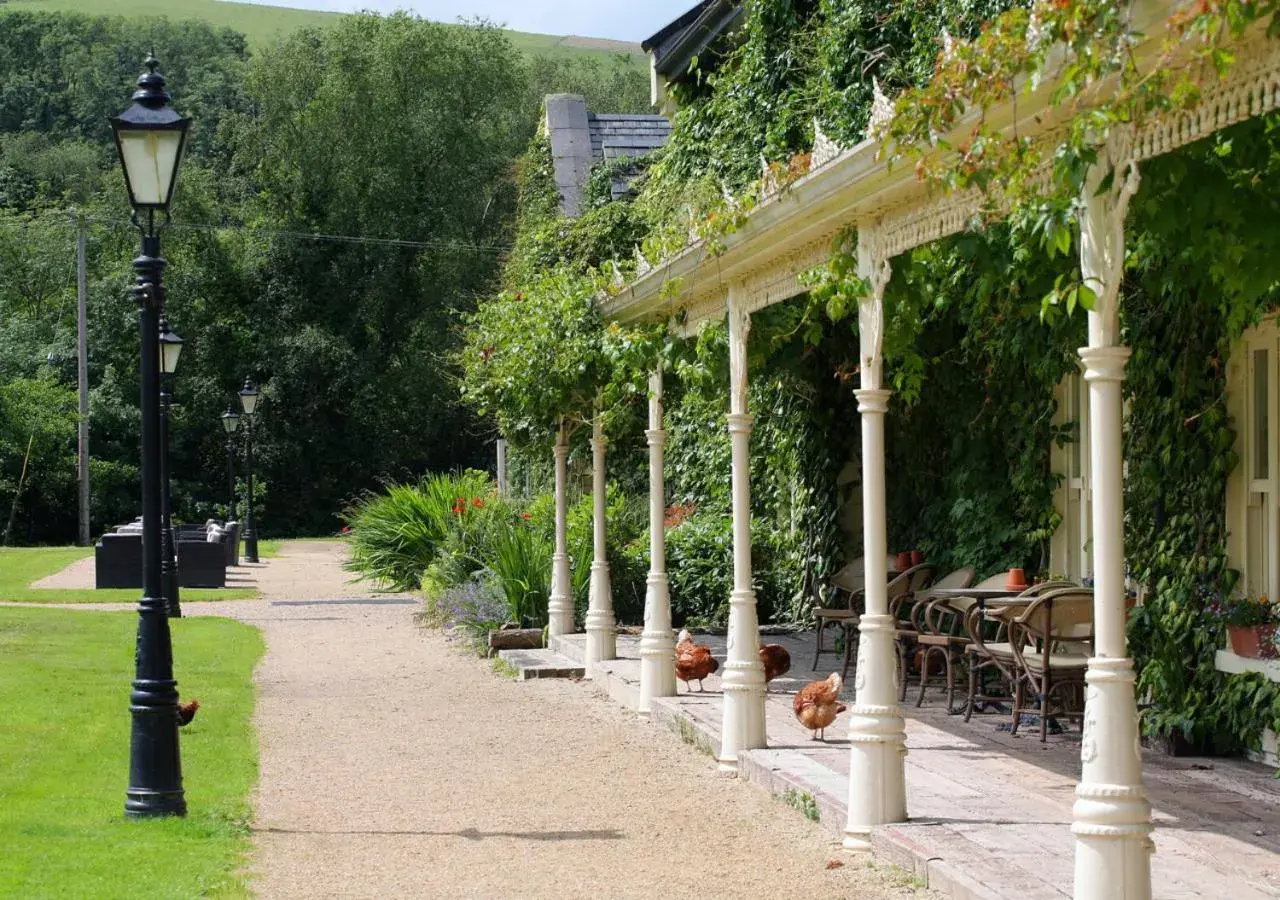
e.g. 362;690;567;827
543;94;593;218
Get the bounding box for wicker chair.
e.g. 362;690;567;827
908;567;980;710
810;555;897;671
1008;587;1095;741
962;580;1078;721
877;564;936;696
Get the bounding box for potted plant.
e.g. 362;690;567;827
1215;594;1279;659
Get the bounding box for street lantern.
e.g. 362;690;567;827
114;52;187;820
157;316;182;619
158;317;183;374
221;406;240;526
238;377;261;563
109;53;189;214
238;378;259;416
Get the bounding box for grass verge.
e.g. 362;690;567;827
0;607;265;898
0;547;256;604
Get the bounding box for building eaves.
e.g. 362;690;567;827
642;0;744;85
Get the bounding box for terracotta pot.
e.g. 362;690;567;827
1004;567;1027;592
1228;624;1278;659
895;551;913;573
910;550;925;566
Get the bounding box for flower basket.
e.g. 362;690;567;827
1228;624;1278;659
1214;594;1279;658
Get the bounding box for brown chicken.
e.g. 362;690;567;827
177;699;200;727
759;643;792;683
675;629;719;692
792;673;845;741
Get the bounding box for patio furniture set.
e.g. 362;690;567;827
812;558;1094;742
94;519;242;589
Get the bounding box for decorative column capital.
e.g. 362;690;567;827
1078;345;1131;384
853;388;892;415
645;428;667;447
726;412;755;434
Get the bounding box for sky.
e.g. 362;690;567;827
234;0;697;42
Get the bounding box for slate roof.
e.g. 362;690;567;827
588;113;672;200
588;113;671;160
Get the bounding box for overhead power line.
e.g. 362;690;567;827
80;214;514;254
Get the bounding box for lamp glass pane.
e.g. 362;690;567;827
160;338;182;374
239;390;258;415
222;414;240;434
118;129;183;206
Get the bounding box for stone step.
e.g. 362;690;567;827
498;648;585;680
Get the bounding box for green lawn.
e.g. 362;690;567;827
2;0;646;62
0;607;265;898
0;546;257;604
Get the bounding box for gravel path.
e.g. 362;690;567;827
189;542;924;898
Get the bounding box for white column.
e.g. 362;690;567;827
719;287;767;772
547;419;574;638
1072;144;1153;900
584;402;617;664
496;438;508;497
639;368;676;712
844;230;908;851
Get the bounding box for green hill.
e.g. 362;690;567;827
0;0;647;62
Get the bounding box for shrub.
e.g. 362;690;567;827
481;514;553;627
425;577;509;654
666;512;734;628
343;469;493;590
610;537;649;626
664;511;797;628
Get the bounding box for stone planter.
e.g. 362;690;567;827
1227;624;1278;659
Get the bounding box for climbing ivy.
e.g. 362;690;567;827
465;0;1280;755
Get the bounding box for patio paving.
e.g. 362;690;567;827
551;630;1280;899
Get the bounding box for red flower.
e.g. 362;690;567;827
521;512;532;520
451;503;464;516
472;497;484;508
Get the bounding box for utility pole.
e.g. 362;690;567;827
496;438;508;497
75;213;91;546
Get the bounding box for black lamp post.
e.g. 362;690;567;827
221;407;240;522
238;377;260;563
111;51;189;819
158;317;183;618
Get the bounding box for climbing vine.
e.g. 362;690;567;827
464;0;1280;755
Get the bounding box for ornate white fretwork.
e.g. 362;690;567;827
1134;32;1280;162
633;245;653;278
811;119;843;170
671;293;728;337
875;188;985;260
738;237;834;314
856;228;892;391
867;77;895;142
1080;135;1140;348
941;28;956;62
760;154;781;200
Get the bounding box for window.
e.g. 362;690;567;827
1229;322;1280;603
1051;370;1093;581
